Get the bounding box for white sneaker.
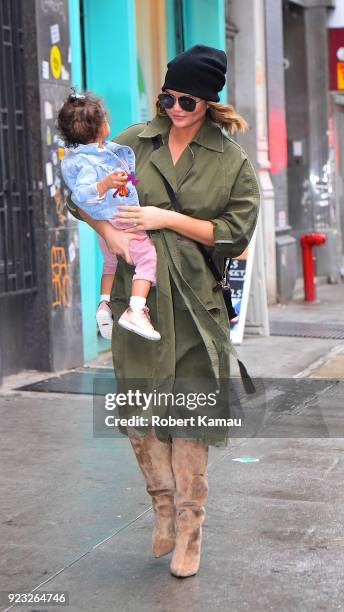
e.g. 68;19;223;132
118;306;161;341
96;302;113;340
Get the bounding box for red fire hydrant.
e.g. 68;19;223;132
300;233;326;302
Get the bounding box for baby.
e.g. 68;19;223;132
58;90;160;341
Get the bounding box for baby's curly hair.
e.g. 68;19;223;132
57;91;107;147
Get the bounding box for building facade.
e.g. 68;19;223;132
228;0;344;306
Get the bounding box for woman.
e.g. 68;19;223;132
67;45;260;578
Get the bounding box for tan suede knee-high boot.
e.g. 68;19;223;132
170;437;209;578
127;427;176;557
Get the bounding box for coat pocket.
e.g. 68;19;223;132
176;243;222;311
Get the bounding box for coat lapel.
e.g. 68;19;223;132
137;115;177;192
150;143;195;193
137;113;224;196
150;145;178;193
174;145;195;189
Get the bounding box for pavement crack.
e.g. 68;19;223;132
1;508;152;612
322;457;340;479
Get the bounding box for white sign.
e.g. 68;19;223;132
293;141;303;157
50;23;60;44
45;162;53;186
42;60;50;80
61;65;70;81
68;242;76;262
230;228;257;345
44;101;53;119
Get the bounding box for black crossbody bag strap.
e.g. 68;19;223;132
151;137;223;282
151;134;255;395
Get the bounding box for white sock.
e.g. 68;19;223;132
129;296;146;311
99;293;110;304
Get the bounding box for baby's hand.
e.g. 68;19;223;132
105;168;127;190
97;168;127;198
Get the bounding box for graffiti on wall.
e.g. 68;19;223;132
51;245;70;308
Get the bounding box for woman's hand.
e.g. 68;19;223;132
113;205;172;232
103;223;145;264
113;204;215;246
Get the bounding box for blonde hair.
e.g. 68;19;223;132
156;97;248;135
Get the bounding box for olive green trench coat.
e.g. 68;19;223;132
67;112;260;447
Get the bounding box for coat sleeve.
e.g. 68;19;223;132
210;156;260;261
71;162;103;205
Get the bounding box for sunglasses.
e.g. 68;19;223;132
158;92;202;113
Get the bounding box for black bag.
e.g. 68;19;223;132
151;134;236;320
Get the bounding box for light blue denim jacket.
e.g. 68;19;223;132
61;141;139;220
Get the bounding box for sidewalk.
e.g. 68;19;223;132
1;278;344;612
232;277;344;379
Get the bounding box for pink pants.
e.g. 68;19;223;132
98;220;157;285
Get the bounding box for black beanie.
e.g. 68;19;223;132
162;44;227;102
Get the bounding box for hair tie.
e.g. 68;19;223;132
69;87;85;100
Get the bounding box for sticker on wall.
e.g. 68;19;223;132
42;60;50;80
44;101;53;120
50;45;62;79
50;23;60;44
46;126;52;146
61;65;69;81
50;185;56;198
45;162;53;186
51;151;58;166
68;242;76;263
